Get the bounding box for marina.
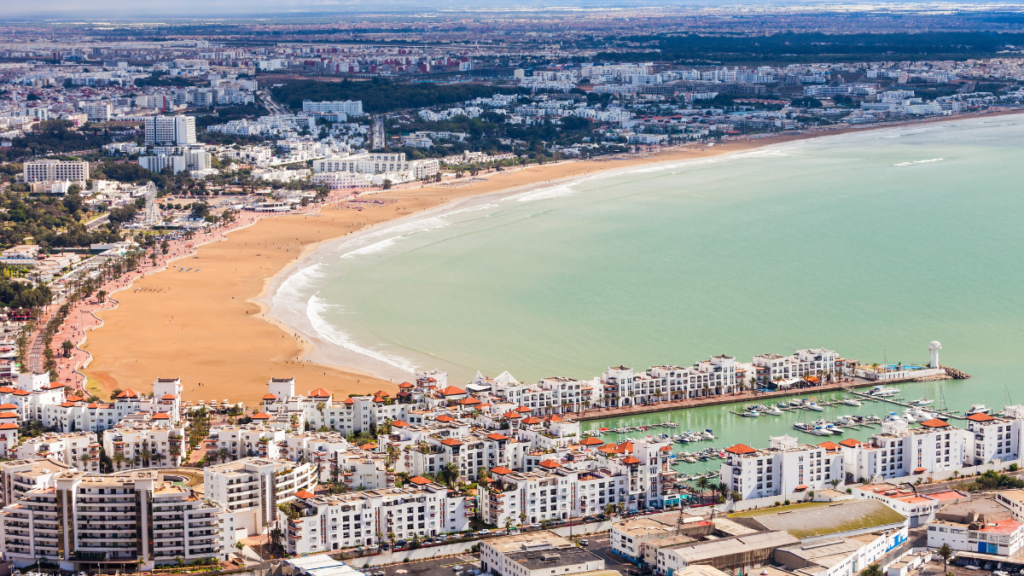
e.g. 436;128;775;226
579;376;1012;484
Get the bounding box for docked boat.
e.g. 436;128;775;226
869;385;900;397
742;409;760;418
793;422;809;432
790;398;805;407
842;397;862;407
806;402;825;412
777;402;790;409
911;397;934;407
809;426;834;436
766;406;783;416
967;404;990;416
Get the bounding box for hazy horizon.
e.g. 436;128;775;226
7;0;1024;21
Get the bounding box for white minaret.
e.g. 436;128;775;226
929;341;942;368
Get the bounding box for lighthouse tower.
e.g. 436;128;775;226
929;341;942;368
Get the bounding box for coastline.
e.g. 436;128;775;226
81;109;1023;409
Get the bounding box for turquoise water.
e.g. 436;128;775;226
268;115;1024;452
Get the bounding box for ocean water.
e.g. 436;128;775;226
266;115;1024;450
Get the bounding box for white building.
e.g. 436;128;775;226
22;160;89;185
144;115;197;145
203;457;317;535
480;531;605;576
302;100;364;116
139;154;186;174
0;469;236;570
722;435;844;501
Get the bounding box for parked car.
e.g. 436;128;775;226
579;539;589;546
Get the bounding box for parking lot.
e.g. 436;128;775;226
584;534;640;575
372;554;482;576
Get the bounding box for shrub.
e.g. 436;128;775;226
784;499;791;505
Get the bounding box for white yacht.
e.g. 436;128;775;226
842;397;862;407
967;404;990;416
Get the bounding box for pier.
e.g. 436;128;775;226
845;387;966;421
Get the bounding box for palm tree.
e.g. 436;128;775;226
859;565;883;576
696;476;710;503
140;447;152;467
604;503;616;518
505;516;515;532
270;527;283;554
218;447;230;463
717;482;729;502
113;452;126;470
938;543;953;568
79;452;91;470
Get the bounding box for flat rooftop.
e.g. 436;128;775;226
484;530;574;554
731;500;906;539
673;532;801;564
506;546;604;571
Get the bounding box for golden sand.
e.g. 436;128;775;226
81;112;1017;408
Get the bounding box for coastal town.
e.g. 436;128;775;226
1;7;1024;576
0;346;1020;576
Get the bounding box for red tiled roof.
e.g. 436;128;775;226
660;445;672;452
373;390;390;397
152;413;170;420
263;393;278;400
360;443;378;450
599;444;622;454
0;404;15;410
116;388;139;399
521;416;541;425
441;438;463;447
295;490;315;499
490;466;513;475
515;406;532;413
539;459;560;469
0;412;17;419
399;382;414;388
839;438;862;447
487;433;508;441
252;412;271;420
12;390;28;396
60;402;76;408
409;476;431;485
621;456;642;465
503;411;521;419
162;394;177;400
459;397;482;405
343;397;354;404
0;423;17;430
725;444;757;455
309;388;332;398
795;484;808;491
580;437;605;446
818;441;840;450
436;414;456;423
920;418;950;428
968;413;996;422
546;414;563;422
440;386;467;396
392;420;410;427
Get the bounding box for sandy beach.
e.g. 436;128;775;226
80;110;1020;409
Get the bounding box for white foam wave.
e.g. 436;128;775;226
276;263;326;298
894;158;945;167
306;296;417;374
339;216;451;259
515;184;578;203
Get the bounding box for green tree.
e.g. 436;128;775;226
859;565;883;576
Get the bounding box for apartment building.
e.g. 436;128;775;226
102;419;187;469
303;100;364;116
0;469;236;570
22;159;89;184
203;457;317;535
480;531;605;576
840;418;968;482
965;411;1022;465
722;435;843;501
313;153;439;180
144;115;196;145
851;483;965;527
0;457;73;504
753;348;837;385
16;431;101;472
81;102;112;122
282;479;469;555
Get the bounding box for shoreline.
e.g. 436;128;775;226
81;109;1023;408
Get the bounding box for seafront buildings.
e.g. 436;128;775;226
0;341;1010;571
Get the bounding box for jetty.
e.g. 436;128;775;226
845;387;965;421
